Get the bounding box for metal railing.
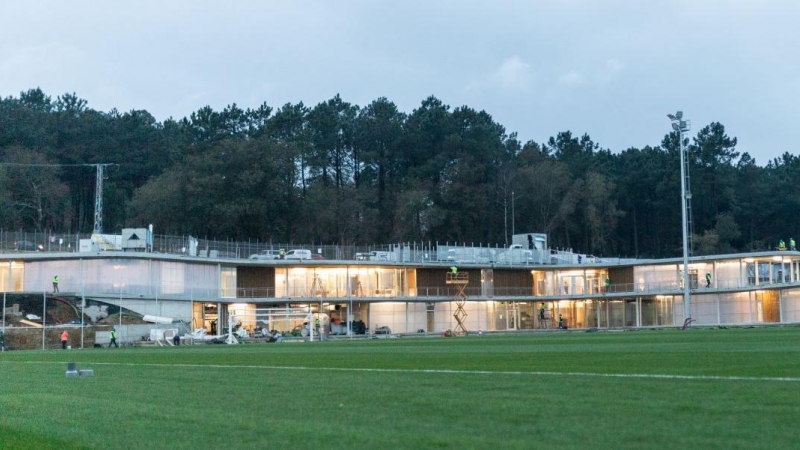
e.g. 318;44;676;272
252;276;800;301
0;230;602;268
3;230;799;298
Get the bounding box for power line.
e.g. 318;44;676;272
0;162;118;233
0;162;111;168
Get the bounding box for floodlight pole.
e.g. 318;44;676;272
669;111;692;323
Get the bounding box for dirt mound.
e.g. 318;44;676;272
95;313;147;325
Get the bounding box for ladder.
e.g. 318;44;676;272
311;274;324;297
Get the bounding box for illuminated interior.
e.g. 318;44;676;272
274;266;409;299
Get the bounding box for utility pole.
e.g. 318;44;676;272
93;164;114;234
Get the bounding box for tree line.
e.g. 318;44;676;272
1;88;797;258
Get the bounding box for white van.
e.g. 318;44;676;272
284;249;312;260
248;250;281;260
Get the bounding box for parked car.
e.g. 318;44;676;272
249;250;281;260
311;253;325;260
14;240;42;251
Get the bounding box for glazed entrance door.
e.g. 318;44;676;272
426;303;435;332
564;276;584;295
506;302;519;330
608;300;624;327
625;299;638;327
582;300;599;328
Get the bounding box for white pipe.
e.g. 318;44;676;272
143;315;173;324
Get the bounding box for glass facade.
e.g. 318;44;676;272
19;258;220;299
221;267;236;298
0;261;25;292
782;289;800;322
640;297;673;326
635;264;680;291
3;251;800;332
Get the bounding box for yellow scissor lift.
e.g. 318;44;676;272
446;271;469;335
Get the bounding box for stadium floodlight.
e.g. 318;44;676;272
668;110;692;325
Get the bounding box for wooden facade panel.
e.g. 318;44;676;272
608;267;634;286
417;267;531;291
416;268;451;290
237;266;275;298
493;269;533;289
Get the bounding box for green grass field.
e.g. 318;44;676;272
1;327;799;450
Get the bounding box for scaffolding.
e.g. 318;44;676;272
446;271;469;335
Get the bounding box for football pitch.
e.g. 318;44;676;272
1;327;799;450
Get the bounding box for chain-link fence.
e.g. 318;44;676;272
0;230;518;263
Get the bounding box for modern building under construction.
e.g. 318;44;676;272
2;232;800;343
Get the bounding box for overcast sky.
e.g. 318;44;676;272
1;1;797;164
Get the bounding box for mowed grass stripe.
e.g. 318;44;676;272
3;327;799;377
2;327;799;449
7;360;800;383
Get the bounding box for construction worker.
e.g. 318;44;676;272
109;328;118;348
60;330;69;349
538;303;546;321
52;275;59;293
779;239;786;250
791;238;796;251
558;313;564;329
604;277;611;292
279;248;286;259
705;272;712;288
